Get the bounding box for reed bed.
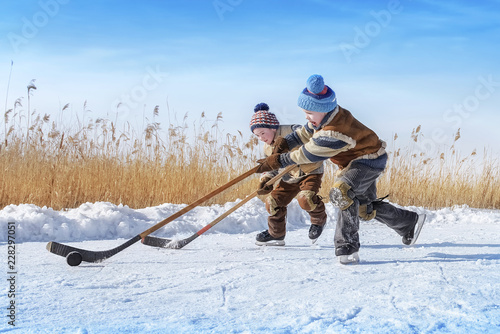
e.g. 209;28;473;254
376;128;500;209
1;102;260;210
1;101;499;210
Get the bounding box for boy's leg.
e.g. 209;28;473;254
331;163;419;254
332;195;361;255
329;163;384;255
296;174;327;227
356;172;418;237
265;180;300;238
371;201;418;237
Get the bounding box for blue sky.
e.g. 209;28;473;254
1;0;500;156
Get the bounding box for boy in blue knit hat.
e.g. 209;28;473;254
256;75;425;263
250;103;326;246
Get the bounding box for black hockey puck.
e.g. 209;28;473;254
66;251;83;266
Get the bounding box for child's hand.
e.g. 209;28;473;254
257;177;273;195
272;137;289;154
256;154;282;173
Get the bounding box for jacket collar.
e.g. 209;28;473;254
312;106;339;130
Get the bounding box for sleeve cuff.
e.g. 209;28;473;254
279;153;295;167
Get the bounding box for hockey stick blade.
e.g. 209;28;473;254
46;235;142;263
142;234;197;249
142;236;173;248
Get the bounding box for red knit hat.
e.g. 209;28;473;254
250;103;279;132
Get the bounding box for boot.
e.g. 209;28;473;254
255;230;285;246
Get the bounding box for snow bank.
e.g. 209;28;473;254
0;198;312;242
1;199;499;243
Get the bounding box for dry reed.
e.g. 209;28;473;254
375;127;500;209
1;99;499;210
1;101;261;210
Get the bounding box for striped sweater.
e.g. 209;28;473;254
262;125;323;183
280;106;386;170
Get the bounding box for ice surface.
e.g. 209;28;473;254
1;201;499;333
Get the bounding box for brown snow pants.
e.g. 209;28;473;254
265;173;327;238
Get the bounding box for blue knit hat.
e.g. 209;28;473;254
297;74;337;113
250;103;279;132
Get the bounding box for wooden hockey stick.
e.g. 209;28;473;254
46;166;259;265
142;165;296;249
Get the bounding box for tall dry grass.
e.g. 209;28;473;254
1;100;261;210
375;127;500;209
1;97;499;210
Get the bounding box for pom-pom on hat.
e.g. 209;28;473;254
297;74;337;113
250;102;279;132
254;102;269;112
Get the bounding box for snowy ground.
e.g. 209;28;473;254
1;200;499;333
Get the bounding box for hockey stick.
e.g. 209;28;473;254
142;164;296;249
46;166;259;265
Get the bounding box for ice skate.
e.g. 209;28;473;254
309;224;324;244
336;245;360;264
255;230;285;246
338;252;360;265
403;213;426;246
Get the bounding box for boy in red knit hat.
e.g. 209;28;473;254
256;75;425;263
250;102;326;246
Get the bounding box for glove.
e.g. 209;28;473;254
256;154;282;173
272;137;289;154
257;177;273;195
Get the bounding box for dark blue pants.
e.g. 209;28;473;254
330;162;418;254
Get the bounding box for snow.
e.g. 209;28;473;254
1;200;500;333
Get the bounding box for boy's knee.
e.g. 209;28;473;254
329;180;354;210
297;190;319;211
265;196;279;216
